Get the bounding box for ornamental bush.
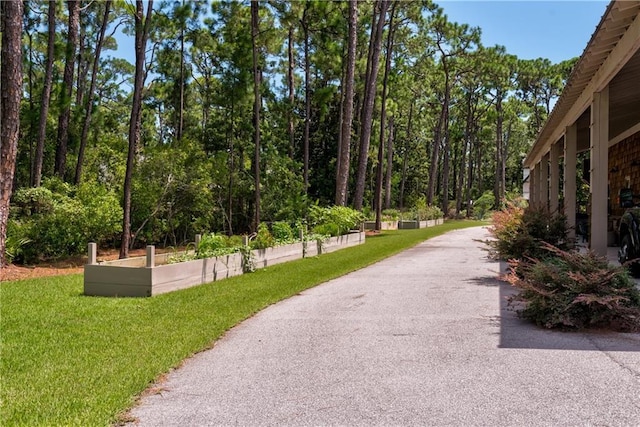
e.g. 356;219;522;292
486;204;569;261
506;244;640;332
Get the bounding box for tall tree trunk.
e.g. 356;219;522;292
302;3;310;194
54;0;80;179
440;90;450;217
399;102;413;211
75;0;111;185
251;0;261;231
427;82;447;205
374;2;395;229
456;92;473;215
287;26;295;160
335;0;357;206
120;0;153;259
384;116;394;210
32;0;56;187
358;4;377;132
0;0;23;267
75;22;87;108
177;0;185;143
26;30;35;184
465;131;476;218
353;0;389;210
227;103;235;235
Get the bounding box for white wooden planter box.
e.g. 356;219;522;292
396;218;444;229
84;231;365;297
398;220;427;229
363;220;398;230
320;230;365;254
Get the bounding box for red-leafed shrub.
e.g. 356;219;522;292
506;243;640;332
486;204;569;261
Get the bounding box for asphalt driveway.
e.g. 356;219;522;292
127;226;640;426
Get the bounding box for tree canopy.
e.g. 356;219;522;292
1;0;576;265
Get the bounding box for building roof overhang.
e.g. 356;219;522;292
524;0;640;168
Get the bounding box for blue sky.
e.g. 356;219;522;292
437;0;609;63
111;1;610;68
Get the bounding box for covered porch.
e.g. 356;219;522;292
524;0;640;257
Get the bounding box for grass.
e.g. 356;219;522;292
1;220;485;426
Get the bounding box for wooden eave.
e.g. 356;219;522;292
524;0;640;168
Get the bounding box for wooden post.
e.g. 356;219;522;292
146;245;155;268
88;242;97;265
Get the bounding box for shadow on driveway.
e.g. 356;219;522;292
467;269;640;352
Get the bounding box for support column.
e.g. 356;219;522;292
529;165;536;206
564;124;577;242
590;87;609;256
540;153;550;211
534;163;542;207
549;142;561;213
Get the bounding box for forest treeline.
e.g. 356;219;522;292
0;0;574;266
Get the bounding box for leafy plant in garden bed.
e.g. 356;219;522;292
308;205;364;237
505;243;640;332
167;220;332;265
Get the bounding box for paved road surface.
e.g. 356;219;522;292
127;226;640;426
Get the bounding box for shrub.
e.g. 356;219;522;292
486;203;524;259
473;191;495;220
252;223;275;249
10;181;122;262
487;204;569;261
406;197;443;221
312;223;340;237
308;205;364;236
425;205;443;220
271;221;295;244
11;186;55;216
381;209;400;221
4;220;31;264
197;233;233;258
506;244;640;332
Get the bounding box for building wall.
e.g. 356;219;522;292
608;130;640;218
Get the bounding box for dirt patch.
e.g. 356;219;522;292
1;263;85;282
1;248;176;282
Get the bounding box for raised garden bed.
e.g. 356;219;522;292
395;218;445;229
365;218;444;231
363;220;398;230
84;231;365;297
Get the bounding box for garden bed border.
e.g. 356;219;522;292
84;231;365;297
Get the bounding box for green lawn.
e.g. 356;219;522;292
1;221;485;426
